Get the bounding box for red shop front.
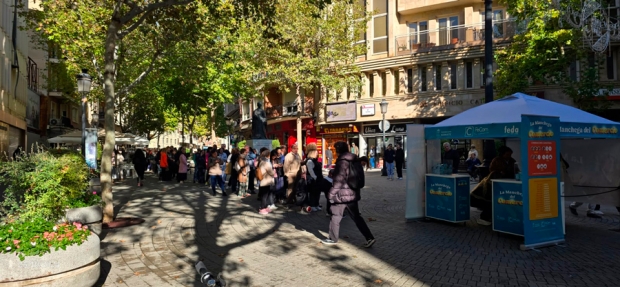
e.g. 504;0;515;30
266;118;318;151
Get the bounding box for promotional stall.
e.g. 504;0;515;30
405;93;620;250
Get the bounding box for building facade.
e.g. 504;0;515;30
0;0;29;157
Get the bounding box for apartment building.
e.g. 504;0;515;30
238;0;620;166
317;0;620;163
0;0;28;157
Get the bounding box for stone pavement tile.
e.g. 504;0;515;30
98;172;620;287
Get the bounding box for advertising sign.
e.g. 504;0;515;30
426;175;455;222
519;115;564;248
85;128;98;169
361;104;375;116
492;180;524;236
325;102;357;122
527;141;557;176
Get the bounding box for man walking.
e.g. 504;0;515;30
325;145;333;169
384;144;396;180
395;144;405;180
283;143;301;204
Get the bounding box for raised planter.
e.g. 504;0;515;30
0;233;100;286
66;205;103;236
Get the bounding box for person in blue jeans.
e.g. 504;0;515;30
208;150;228;196
384;144;396;180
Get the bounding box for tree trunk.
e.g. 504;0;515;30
101;19;120;224
181;114;185;147
210;108;216;141
296;85;302;158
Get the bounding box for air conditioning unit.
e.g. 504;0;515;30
49;118;61;126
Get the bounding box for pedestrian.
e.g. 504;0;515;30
208;150;227;196
270;149;284;210
305;143;324;212
132;148;147;187
350;142;359;156
247;147;257;194
194;150;206;184
325;145;333;169
236;149;250;197
258;149;275;214
283;143;302;204
395;144;405;180
177;150;188;183
228;148;240;194
384;144;396;180
321;141;376;248
369;145;375;169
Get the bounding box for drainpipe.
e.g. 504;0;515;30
11;0;20;98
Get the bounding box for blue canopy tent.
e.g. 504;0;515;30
405;93;620;250
426;93;620;140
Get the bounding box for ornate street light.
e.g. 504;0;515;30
380;99;388;176
76;69;92;157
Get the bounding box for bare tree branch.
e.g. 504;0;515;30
117;9;153;39
115;49;163;97
119;0;195;25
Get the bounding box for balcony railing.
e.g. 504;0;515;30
394;18;519;56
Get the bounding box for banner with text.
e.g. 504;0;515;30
520;115;564;248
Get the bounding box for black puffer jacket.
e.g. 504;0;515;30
329;152;361;204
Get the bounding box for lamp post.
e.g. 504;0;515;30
379;99;388;176
76;69;92;157
227;118;235;148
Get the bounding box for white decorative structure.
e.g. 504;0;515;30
554;0;620;53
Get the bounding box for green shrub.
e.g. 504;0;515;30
0;149;90;222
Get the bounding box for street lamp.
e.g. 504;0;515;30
379;99;388;176
76;69;92;157
227;118;235;148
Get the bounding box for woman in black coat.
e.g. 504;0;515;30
133;148;147;187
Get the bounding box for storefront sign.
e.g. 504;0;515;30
326;102;357;122
412;98;484;109
361;104;375;116
391;124;407;133
598;88;620;99
322;125;359;134
364;123;408;134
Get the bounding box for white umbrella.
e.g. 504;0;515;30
47;130;82;144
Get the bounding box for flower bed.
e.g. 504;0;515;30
0;149;101;285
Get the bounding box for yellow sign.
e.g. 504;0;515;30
528;177;559;220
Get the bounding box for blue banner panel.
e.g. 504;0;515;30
85;128;98;169
426;175;456;222
455;176;471;222
492;180;524;236
520;115;564;247
425;122;620;139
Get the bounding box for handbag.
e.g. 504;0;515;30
256;163;264;180
225;163;232;175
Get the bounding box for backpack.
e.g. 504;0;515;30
256;161;264;181
345;158;365;190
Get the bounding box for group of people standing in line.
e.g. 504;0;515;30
131;141;376;248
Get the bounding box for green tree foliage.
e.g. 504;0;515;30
495;0;610;110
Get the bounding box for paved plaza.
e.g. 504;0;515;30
96;171;620;287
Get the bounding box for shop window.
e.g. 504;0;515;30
569;60;580;82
